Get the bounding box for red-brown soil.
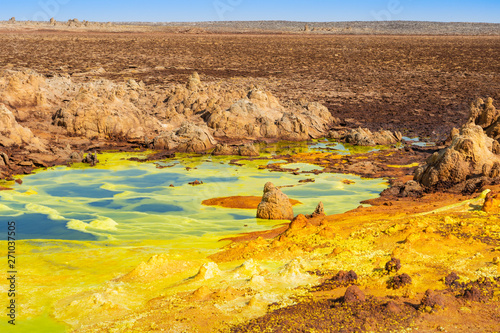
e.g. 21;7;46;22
202;196;301;209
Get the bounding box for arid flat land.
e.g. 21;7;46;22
1;29;499;139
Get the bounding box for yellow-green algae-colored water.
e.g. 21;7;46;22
0;144;388;332
0;150;387;242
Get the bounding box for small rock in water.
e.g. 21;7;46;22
189;180;203;186
83;151;99;166
256;182;294;220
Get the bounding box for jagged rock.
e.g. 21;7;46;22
383;180;423;198
83;152;99;166
207;97;282;139
344;127;402;146
52;82;161;140
153;122;216;153
468;97;499;129
206;91;336;140
256;182;294;220
0;71;48;109
187;72;201;90
69;151;84;162
415;124;500;189
275;112;309;141
49;18;56;25
299;102;339;137
306;202;324;218
157;74;245;122
212;143;259;156
467;97;500;141
8;17;15;24
0;104;44;149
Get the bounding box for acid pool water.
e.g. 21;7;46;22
0;147;387;244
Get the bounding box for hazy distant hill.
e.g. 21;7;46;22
117;20;500;35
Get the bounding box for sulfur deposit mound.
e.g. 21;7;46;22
256;182;294;220
414;123;500;192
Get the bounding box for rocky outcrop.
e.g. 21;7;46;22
414;123;500;190
306;202;325;218
0;104;44;150
337;127;402;146
381;180;423;198
156;72;246;124
256;182;294;220
483;191;500;213
468;98;500;142
212;143;259;156
0;71;48;109
468;97;499;130
0;152;9;166
206;90;337;141
153;122;216;153
52;82;161;141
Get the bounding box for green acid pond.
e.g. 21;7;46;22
0;148;388;243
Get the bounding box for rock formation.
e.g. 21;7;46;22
483;191;500;213
0;71;48;109
206;90;337;140
468;97;499;130
467;97;500;142
157;73;246;124
305;202;325;218
343;285;365;303
339;127;402;146
256;182;294;220
0;104;44;150
414;123;500;191
52;82;161;141
212;143;259;156
152;122;216;152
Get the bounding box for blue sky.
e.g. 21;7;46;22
1;0;499;23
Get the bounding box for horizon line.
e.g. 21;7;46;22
2;19;500;25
